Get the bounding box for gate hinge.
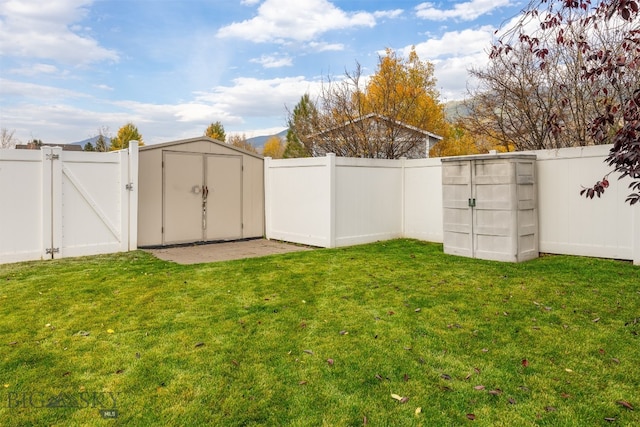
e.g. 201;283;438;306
125;183;134;191
45;154;60;160
45;247;60;255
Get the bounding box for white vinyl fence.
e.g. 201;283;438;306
265;145;640;265
0;144;138;264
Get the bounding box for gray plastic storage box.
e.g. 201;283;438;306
441;153;538;262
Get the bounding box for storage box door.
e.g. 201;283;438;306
205;155;242;241
442;160;474;257
472;159;516;262
163;152;204;244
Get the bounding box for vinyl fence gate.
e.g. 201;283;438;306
0;144;138;264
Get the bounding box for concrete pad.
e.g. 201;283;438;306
142;239;313;265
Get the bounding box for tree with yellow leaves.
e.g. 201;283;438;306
262;136;285;159
109;123;144;151
288;47;449;158
205;121;226;142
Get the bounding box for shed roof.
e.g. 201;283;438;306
311;113;443;141
140;136;264;160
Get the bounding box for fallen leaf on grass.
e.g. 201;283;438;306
75;331;90;337
303;349;314;355
231;360;239;366
403;373;410;382
545;406;557;412
617;400;634;410
8;341;17;346
592;317;600;323
115;369;124;374
327;358;334;366
375;374;383;381
611;358;620;364
391;394;409;403
488;389;502;395
441;374;452;380
604;417;616;422
522;359;530;367
62;371;71;377
474;385;486;390
561;393;571;398
508;397;516;404
339;330;348;335
415;407;422;415
194;342;205;348
414;308;421;312
106;329;114;334
298;380;307;385
466;413;476;420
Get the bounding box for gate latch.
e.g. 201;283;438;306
468;198;476;208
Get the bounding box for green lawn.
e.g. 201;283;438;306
0;239;638;426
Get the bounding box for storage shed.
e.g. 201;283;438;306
441;153;538;262
138;137;264;247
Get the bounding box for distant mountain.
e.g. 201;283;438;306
444;100;470;121
69;135;111;149
246;129;287;152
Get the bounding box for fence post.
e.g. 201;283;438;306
327;153;336;248
264;156;272;240
41;147;52;260
400;157;406;238
128;142;139;250
634;205;640;266
50;147;63;259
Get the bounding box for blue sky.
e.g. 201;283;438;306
0;0;527;145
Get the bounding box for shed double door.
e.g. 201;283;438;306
163;152;242;245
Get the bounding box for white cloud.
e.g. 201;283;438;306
307;41;344;52
415;0;511;21
398;26;496;100
250;55;293;68
217;0;376;43
0;75;322;145
374;9;403;19
0;0;118;64
407;26;495;59
193;76;321;119
0;78;87;100
8;63;60;76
